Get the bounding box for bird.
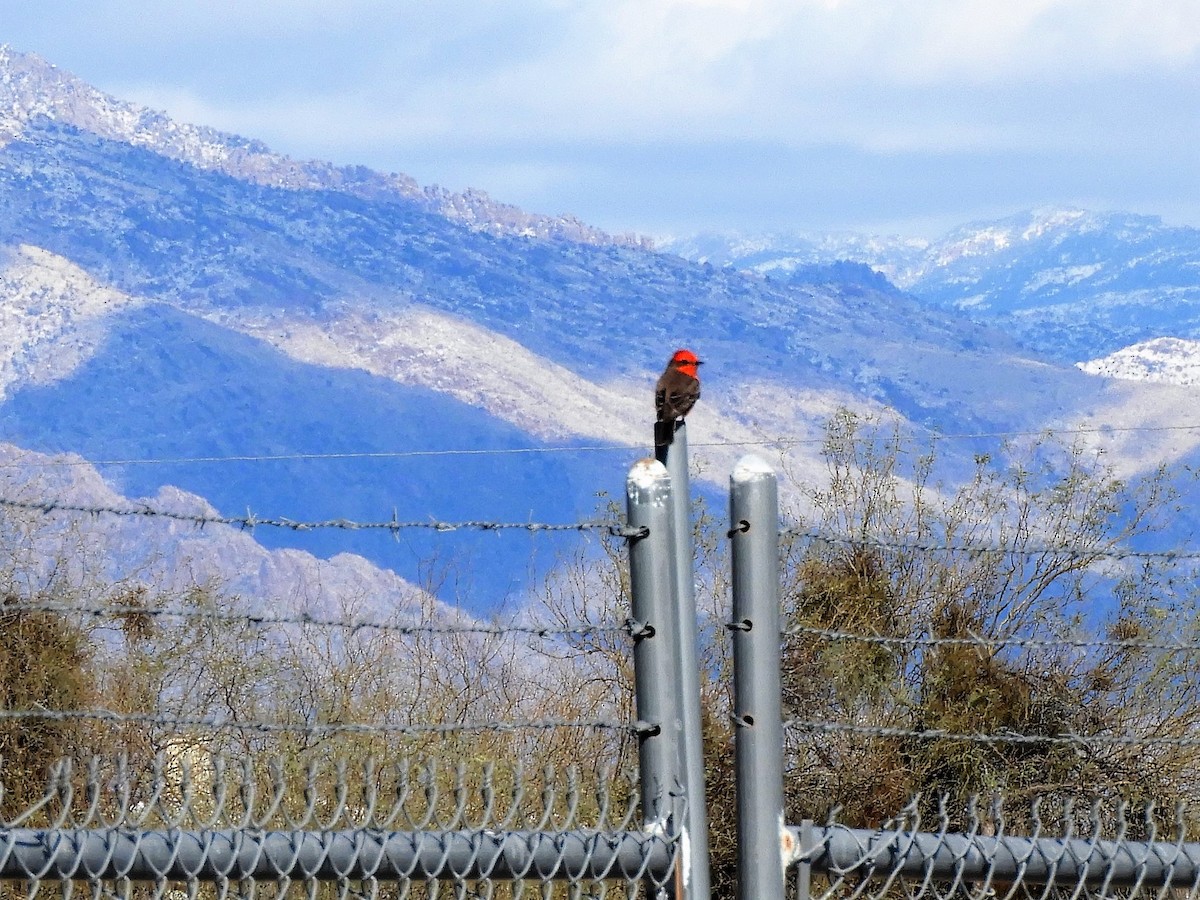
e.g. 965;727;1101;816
655;348;703;447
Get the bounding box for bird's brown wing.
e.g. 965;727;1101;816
657;371;700;421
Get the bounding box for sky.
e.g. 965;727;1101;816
3;0;1199;240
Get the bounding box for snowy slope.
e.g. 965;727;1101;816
0;244;142;397
0;299;645;611
1079;338;1200;386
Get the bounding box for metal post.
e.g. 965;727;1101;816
626;458;686;896
655;422;713;900
795;819;815;900
730;455;788;900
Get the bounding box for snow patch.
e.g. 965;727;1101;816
1078;337;1200;386
204;304;651;444
0;244;140;399
1063;380;1200;478
732;454;775;483
1023;264;1104;294
933;227;1012;266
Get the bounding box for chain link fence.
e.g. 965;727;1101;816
0;755;676;897
7;425;1200;899
791;800;1200;900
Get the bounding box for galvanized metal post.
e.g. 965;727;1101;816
626;458;686;896
795;819;815;900
656;422;712;900
730;455;788;900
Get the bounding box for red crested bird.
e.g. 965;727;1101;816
655;348;703;447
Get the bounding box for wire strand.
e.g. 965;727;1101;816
4;421;1200;468
0;708;643;736
9;599;632;640
785;719;1200;749
2;494;1191;560
785;624;1200;654
0;496;642;537
782;527;1200;561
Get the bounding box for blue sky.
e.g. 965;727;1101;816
3;0;1198;239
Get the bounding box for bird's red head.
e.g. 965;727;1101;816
670;348;703;378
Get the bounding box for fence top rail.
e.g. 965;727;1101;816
791;819;1200;890
786;718;1200;749
0;827;679;884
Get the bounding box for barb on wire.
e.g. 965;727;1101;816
0;708;643;736
8;599;635;641
0;495;642;537
786;719;1200;749
785;624;1200;655
782;527;1200;562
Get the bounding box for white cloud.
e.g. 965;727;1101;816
8;0;1198;232
43;0;1200;151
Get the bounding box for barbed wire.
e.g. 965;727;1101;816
0;708;648;736
782;527;1200;561
8;599;633;640
784;624;1200;654
3;421;1199;469
0;496;644;537
785;719;1200;749
5;494;1196;561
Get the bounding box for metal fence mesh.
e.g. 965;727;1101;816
795;798;1200;900
0;501;673;899
774;517;1200;900
0;756;676;898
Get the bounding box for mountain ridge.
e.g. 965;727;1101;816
663;208;1200;365
0;45;650;249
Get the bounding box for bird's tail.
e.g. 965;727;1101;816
654;419;675;448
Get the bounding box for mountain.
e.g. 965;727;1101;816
0;441;444;624
0;111;1093;424
0;46;647;250
0;46;1190;609
663;209;1200;366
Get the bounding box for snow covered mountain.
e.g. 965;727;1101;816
664;209;1200;365
1;45;1196;609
